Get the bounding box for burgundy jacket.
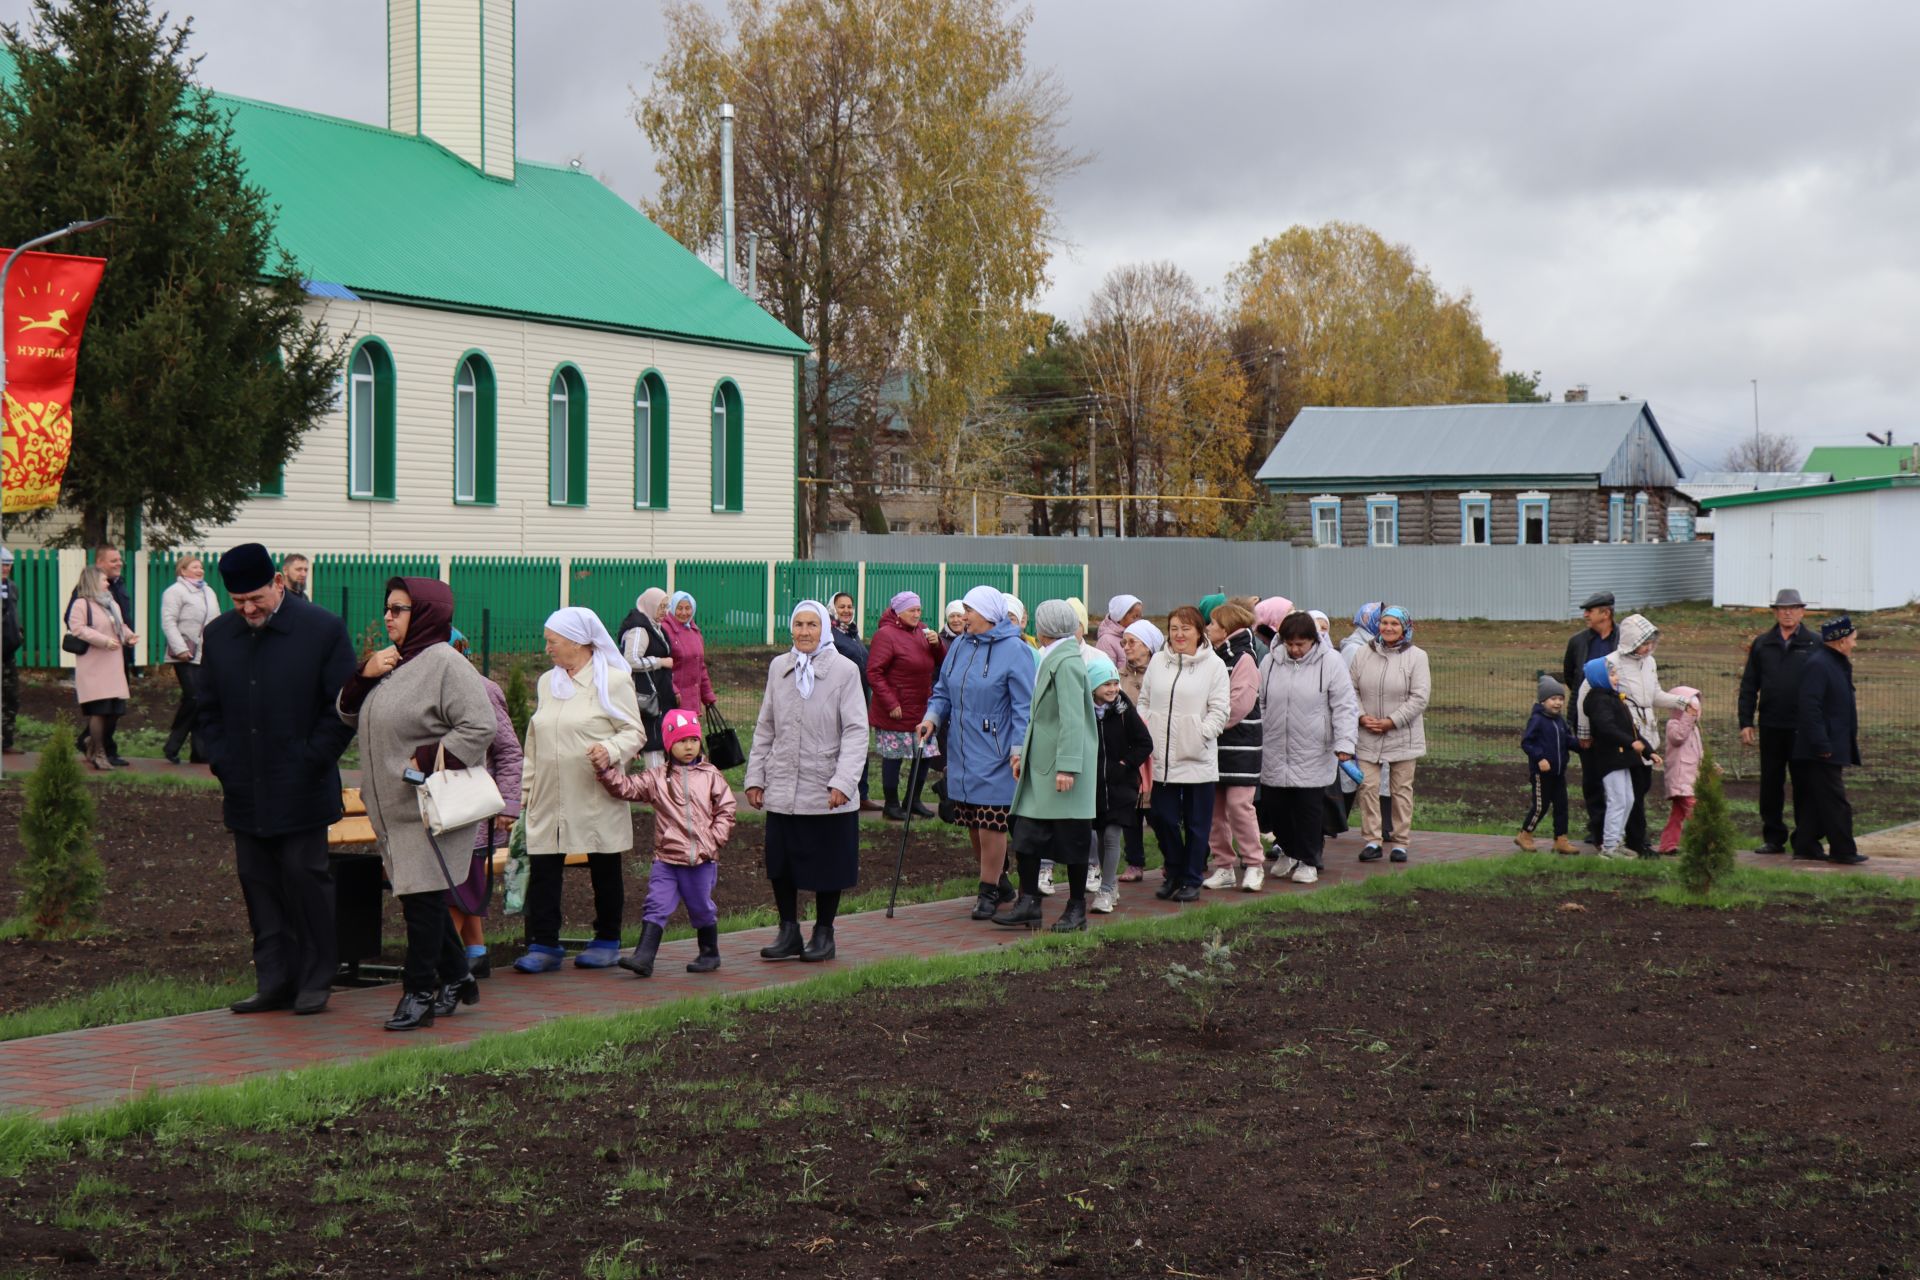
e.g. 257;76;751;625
866;608;947;730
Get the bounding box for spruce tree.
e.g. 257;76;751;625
15;724;105;935
1677;744;1737;896
0;0;342;546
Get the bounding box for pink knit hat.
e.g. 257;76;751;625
662;708;703;753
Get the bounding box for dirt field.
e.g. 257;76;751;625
4;882;1918;1277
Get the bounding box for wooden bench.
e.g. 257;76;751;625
327;788;377;847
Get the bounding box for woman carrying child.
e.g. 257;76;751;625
592;707;737;976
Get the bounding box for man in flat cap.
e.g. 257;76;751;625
196;543;357;1014
1737;588;1817;854
1791;616;1865;865
1562;590;1619;846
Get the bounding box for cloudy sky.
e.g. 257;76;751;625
11;0;1918;470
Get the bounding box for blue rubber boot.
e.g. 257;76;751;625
574;939;623;969
512;943;567;974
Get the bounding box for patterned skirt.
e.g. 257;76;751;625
949;800;1011;833
876;729;938;761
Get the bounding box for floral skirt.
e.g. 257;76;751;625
876;729;938;761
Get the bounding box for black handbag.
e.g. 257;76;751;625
61;599;94;655
701;704;747;771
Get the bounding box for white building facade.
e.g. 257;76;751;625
1701;476;1920;611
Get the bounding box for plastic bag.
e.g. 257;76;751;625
501;816;530;916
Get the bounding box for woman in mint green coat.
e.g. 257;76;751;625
995;600;1099;934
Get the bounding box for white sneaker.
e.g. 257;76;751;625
1037;867;1056;896
1273;856;1300;880
1289;863;1319;885
1202;867;1238;890
1086;868;1103;896
1090;889;1115;914
1241;864;1265;892
1597;845;1629;861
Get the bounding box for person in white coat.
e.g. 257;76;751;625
1346;606;1431;864
1137;605;1231;902
1575;612;1696;854
158;555;221;764
1256;612;1360;885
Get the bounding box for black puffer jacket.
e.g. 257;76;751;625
1794;646;1859;765
1093;691;1154;827
1214;629;1263;787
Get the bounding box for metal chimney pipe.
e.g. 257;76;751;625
747;229;758;296
719;102;736;286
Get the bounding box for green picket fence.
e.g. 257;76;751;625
775;560;857;618
944;562;1013;604
673;559;769;647
449;556;560;655
1017;564;1086;606
570;558;671;638
862;562;940;634
12;549;63;667
144;551;234;657
314;553;441;647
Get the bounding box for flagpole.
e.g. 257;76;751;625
1;216;111;781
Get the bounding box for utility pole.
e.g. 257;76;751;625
1750;378;1760;451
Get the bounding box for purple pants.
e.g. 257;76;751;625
642;859;719;928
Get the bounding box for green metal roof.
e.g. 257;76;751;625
1800;445;1918;482
1697;473;1920;510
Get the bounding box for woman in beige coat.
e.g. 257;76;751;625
516;606;644;973
338;577;496;1030
65;564;136;771
1346;606;1431;864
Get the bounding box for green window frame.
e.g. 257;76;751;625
347;337;397;501
453;350;498;505
635;370;669;510
250;464;285;498
548;363;588;507
710;378;743;513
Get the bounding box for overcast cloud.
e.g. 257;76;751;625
11;0;1919;469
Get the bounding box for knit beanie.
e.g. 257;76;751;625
1537;675;1567;702
1084;652;1119;690
661;708;703;753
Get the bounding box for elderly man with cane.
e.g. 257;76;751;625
196;543;357;1015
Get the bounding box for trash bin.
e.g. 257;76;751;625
330;851;386;975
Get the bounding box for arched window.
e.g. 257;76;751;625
548;364;588;507
347;338;396;500
453;351;497;504
634;371;669;510
710;379;743;513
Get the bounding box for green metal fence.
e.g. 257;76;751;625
1017;564;1086;606
12;549;63;667
775;560;857;618
448;556;561;655
673;559;769;647
861;562;940;634
945;562;1013;601
144;551;234;658
314;553;441;649
569;558;671;638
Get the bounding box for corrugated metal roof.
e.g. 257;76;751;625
221;95;809;353
1800;445;1920;482
1255;401;1683;488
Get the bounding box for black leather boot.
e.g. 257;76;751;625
992;893;1043;928
800;924;836;962
760;920;804;960
686;926;721;973
431;975;480;1017
384;990;437;1031
970;881;999;920
619;923;665;977
996;874;1016;904
1051;897;1088;933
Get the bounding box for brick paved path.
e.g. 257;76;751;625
0;829;1909;1119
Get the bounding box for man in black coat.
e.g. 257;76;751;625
1561;590;1619;846
1791;615;1864;866
1737;588;1817;854
196;543;357;1014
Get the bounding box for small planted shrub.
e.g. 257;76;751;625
15;725;106;936
1163;928;1236;1033
1678;745;1737;896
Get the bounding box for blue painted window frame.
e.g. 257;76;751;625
1459;495;1491;546
1310;497;1341;547
1633;491;1650;543
1518;495;1550;545
1607;493;1625;543
1367;496;1399;548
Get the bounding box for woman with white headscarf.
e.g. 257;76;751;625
744;600;869;963
617;586;679;770
515;606;645;973
1114;617;1163;881
1096;594;1144;666
662;589;718;715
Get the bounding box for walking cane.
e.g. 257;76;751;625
886;737;924;918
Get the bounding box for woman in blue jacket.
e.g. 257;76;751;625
918;585;1035;921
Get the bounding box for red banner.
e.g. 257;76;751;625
2;249;106;514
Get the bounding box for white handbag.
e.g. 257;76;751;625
418;742;506;836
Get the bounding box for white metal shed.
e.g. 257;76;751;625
1698;475;1920;610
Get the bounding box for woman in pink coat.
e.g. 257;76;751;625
1657;684;1704;854
65;564;138;771
662;590;717;714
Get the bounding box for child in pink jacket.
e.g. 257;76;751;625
590;708;737;977
1658;685;1704;854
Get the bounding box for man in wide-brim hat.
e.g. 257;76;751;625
1737;587;1818;855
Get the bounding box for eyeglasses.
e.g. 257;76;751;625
384;604;413;616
